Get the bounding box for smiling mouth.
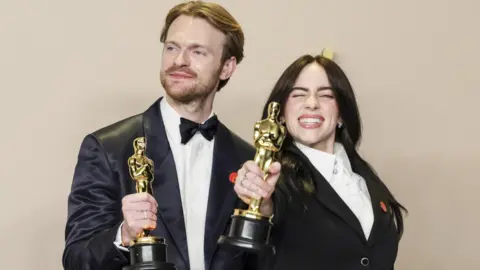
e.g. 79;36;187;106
169;73;194;79
298;115;324;128
299;118;322;123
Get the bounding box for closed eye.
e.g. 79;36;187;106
290;87;308;97
292;93;307;98
164;43;179;51
193;50;207;56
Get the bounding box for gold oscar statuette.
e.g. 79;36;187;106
235;102;286;219
128;137;158;245
218;101;286;254
123;137;176;270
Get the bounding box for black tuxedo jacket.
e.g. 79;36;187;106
62;98;256;270
262;145;400;270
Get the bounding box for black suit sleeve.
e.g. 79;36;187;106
62;135;129;270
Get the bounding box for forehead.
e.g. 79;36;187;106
166;15;226;49
294;63;330;87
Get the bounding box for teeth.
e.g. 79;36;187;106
300;118;322;123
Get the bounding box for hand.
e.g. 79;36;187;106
121;193;158;246
233;160;281;216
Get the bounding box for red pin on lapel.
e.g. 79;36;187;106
229;172;238;184
380;201;387;213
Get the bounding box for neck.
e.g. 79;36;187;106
165;94;214;123
311;136;335;154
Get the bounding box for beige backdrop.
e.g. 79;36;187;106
1;0;479;269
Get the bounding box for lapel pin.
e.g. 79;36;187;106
229;172;238;184
380;201;387;213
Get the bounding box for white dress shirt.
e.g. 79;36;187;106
114;98;214;270
294;141;375;239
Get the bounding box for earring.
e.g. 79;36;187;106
337;122;343;128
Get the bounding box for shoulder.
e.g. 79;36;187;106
231;132;254;154
221;124;255;160
85;113;144;155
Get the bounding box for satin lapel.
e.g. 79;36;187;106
290;145;366;242
142;98;189;265
204;123;241;269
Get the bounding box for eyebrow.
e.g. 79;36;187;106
164;40;212;52
291;86;334;92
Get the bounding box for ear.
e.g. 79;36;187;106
219;56;237;80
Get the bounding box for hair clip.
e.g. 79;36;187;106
321;48;334;60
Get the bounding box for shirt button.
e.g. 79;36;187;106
360;257;369;266
333;168;338;174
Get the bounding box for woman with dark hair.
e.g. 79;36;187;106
233;54;407;269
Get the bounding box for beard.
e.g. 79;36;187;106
160;65;221;104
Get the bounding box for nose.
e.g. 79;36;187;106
304;94;319;110
174;49;190;67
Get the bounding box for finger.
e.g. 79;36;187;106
124;209;157;224
143;221;157;231
237;167;246;179
239;178;263;200
233;182;251;205
134;209;157;221
123;202;157;212
233;179;243;194
235;168;246;186
141;193;158;207
245;172;272;198
268;161;281;175
243;160;264;178
128;220;156;235
127;193;158;207
265;171;281;188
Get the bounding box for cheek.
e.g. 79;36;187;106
283;101;296;121
188;60;205;74
161;55;173;70
283;101;300;131
322;102;340;122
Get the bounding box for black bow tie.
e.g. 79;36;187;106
179;115;219;144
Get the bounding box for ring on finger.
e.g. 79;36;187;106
240;174;248;187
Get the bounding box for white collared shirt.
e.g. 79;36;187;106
114;98;214;270
294;141;374;239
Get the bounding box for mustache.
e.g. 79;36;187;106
165;66;197;77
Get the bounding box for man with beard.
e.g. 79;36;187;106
62;1;257;270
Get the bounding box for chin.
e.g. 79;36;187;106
166;82;194;94
294;136;317;147
167;90;194;101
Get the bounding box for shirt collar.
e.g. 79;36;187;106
159;97;215;145
294;141;353;182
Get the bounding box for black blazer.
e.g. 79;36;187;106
262;145;399;270
62;98;257;270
